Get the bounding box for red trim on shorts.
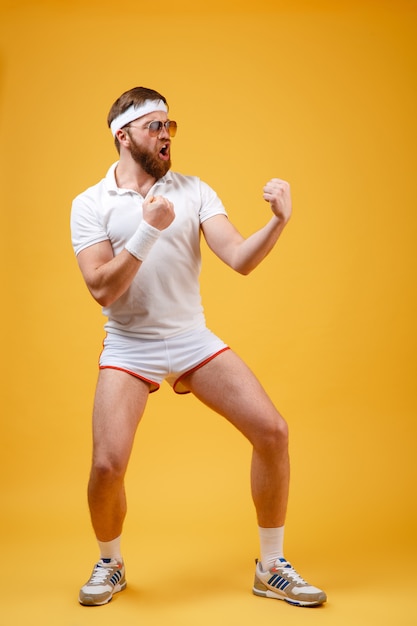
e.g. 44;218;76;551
99;365;160;393
173;346;231;394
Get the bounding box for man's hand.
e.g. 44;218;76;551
143;195;175;230
263;178;292;224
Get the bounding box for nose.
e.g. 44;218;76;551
158;122;170;139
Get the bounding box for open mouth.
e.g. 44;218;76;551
159;143;170;160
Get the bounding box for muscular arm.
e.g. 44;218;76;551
77;242;141;307
201;178;292;275
76;194;175;307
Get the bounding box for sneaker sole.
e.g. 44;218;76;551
79;581;127;606
253;585;326;607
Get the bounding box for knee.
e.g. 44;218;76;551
257;414;289;453
90;455;126;484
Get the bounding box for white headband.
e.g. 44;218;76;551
110;99;168;136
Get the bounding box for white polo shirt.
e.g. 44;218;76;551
71;163;228;338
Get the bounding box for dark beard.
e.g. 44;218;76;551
129;138;171;180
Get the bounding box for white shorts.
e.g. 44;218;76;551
99;326;230;394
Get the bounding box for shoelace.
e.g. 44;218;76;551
275;561;309;585
90;564;113;585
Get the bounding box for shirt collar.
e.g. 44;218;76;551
105;161;173;195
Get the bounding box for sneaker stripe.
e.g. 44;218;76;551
110;571;122;586
278;579;291;591
268;574;291;591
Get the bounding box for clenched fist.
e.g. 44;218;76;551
263;178;292;224
143;195;175;231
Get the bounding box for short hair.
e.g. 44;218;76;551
107;86;168;153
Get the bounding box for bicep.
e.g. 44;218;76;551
201;214;244;267
76;240;114;288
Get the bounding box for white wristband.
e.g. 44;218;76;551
125;220;161;261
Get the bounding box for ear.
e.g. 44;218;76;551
115;127;130;146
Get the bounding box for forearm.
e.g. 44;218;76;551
79;220;163;307
231;215;288;275
84;250;142;307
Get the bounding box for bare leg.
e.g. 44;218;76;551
180;350;290;527
87;368;150;541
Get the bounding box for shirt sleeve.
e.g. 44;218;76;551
70;191;109;256
198;179;228;224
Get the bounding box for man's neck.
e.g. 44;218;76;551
114;158;156;198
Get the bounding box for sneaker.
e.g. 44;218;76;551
79;558;126;606
253;558;327;607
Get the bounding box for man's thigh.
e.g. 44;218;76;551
179;349;284;443
92;368;151;466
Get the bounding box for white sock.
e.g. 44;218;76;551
98;536;122;561
258;526;285;571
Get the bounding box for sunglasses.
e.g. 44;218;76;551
126;120;178;138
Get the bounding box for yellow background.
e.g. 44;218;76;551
1;0;416;624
